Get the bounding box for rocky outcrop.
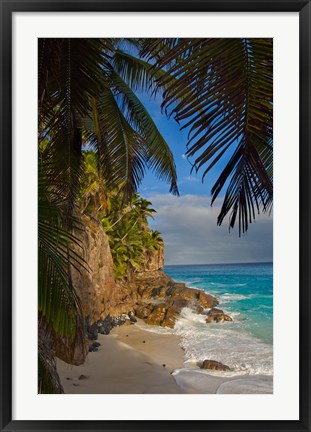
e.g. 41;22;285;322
142;248;164;272
205;308;233;323
66;215;221;356
133;278;218;328
53;334;88;366
125;273;218;328
52;212;235;376
79;270;219;335
71;215;118;322
200;359;231;371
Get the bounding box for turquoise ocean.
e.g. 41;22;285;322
160;262;273;376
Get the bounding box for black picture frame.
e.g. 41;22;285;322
1;0;310;431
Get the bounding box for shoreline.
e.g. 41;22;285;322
57;323;186;394
57;321;273;394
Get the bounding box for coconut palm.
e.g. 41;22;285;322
38;155;87;393
38;38;179;392
39;38;178;205
139;38;273;234
78;151;107;216
38;37;273;391
101;190;162;280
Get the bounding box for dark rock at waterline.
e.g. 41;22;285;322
89;343;99;352
129;315;137;323
97;315;116;335
205;308;233;323
87;323;99;340
97;314;135;335
85;316;99;340
92;341;101;348
97;323;109;335
200;359;231;371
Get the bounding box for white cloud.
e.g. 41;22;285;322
185;176;199;182
147;194;273;265
178;176;200;186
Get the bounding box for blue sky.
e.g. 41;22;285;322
137;94;273;266
138;92;230;197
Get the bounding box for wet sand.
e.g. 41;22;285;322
57;323;273;394
57;324;186;394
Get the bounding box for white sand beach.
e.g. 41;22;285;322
57;323;273;394
57;324;185;394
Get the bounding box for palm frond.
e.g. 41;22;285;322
141;38;273;233
88;87;147;198
38;161;87;342
39;38;108;213
38;317;64;394
108;68;179;195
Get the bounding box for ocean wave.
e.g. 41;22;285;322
136;303;272;377
187;278;203;283
207;282;247;288
173;308;273;376
219;293;249;302
227;311;242;319
169;277;203;285
172;369;273;393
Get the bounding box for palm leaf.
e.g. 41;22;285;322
38;161;87;342
88;87;147;197
38;317;64;394
39;38;109;213
141;38;273;233
108;67;179;195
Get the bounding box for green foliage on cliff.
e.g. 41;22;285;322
38;37;273;392
38;38;178;393
79;150;163;280
102;192;163;280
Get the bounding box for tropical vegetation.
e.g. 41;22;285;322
38;38;273;392
102;191;163;280
79;151;163;280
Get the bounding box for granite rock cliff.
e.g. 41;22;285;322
57;215;220;365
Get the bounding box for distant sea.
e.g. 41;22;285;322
163;262;273;376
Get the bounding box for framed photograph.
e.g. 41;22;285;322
1;0;310;431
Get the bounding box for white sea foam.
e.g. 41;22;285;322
173;307;273;376
136;301;272;378
172;369;273;394
219;293;249;302
187;278;203;283
226;311;241;319
172;277;203;286
207;282;247;288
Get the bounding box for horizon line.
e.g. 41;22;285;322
164;261;273;267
